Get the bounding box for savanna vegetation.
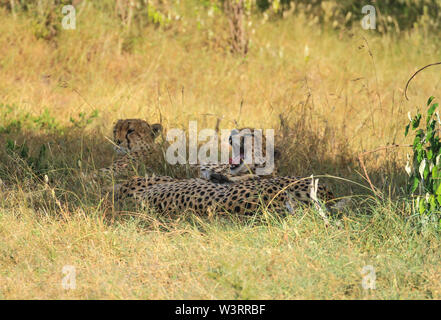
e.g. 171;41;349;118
1;0;441;299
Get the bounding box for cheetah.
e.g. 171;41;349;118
99;119;281;182
221;126;281;181
114;174;337;219
98;119;163;178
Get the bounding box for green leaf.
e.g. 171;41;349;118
413;135;421;148
436;182;441;195
424;165;429;180
427;96;435;106
426;129;433;142
437;195;441;206
412;114;422;129
405;123;410;137
411;176;420;193
427;149;434;160
417;149;425;162
430;195;437;210
419;198;426;214
432;165;438;179
428;103;438;117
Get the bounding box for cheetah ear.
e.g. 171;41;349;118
151;123;163;138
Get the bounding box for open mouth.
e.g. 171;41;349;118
229;154;244;171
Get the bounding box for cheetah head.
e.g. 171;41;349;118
113;119;162;154
228;127;280;176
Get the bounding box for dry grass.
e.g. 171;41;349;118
1;203;441;299
1;3;441;299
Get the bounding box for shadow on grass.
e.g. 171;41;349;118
0;114;409;222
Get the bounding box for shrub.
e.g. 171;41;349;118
405;96;441;225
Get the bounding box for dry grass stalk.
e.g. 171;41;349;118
223;0;248;56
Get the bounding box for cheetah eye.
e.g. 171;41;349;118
127;128;135;134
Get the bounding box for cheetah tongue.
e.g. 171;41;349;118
229;155;241;164
229;155;242;169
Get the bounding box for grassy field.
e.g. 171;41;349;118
1;2;441;299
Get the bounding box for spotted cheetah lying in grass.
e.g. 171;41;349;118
114;174;337;221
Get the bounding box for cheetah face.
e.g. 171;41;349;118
228;128;279;176
229;128;254;175
113;119;162;154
